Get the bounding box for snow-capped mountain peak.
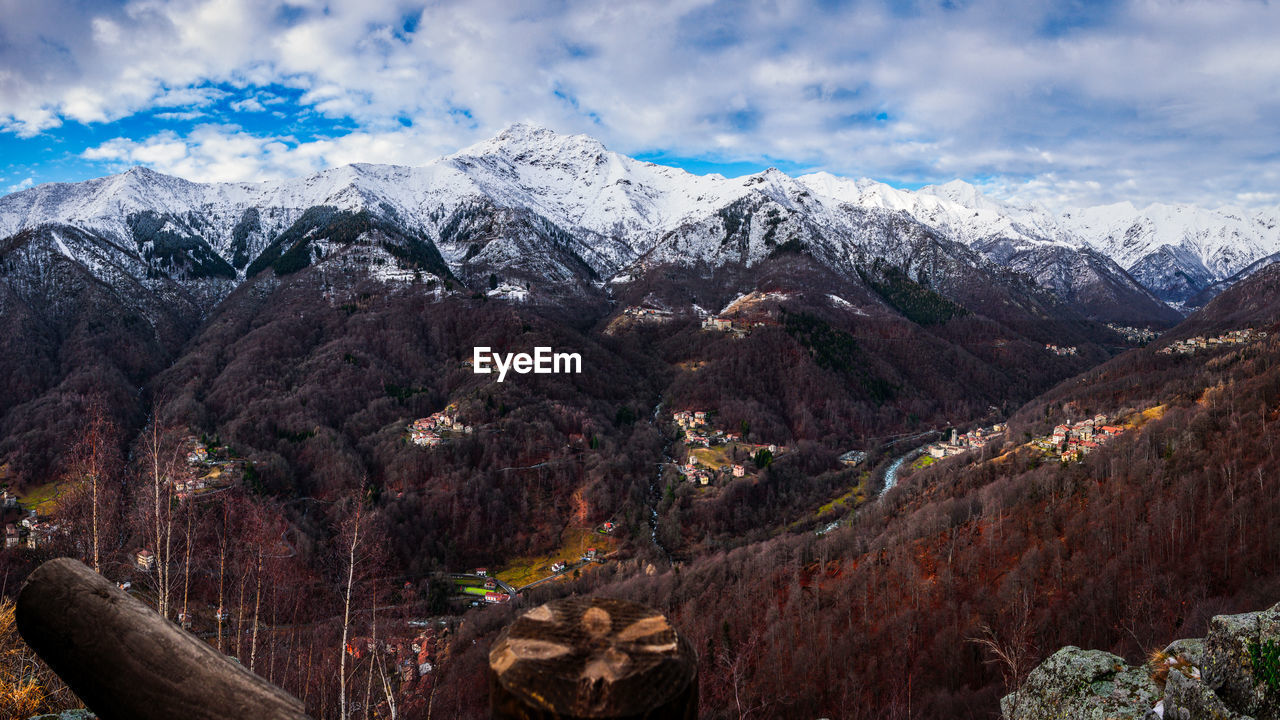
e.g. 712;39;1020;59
3;124;1278;312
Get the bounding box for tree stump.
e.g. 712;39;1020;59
489;597;697;719
16;557;311;720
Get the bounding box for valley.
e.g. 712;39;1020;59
2;126;1280;719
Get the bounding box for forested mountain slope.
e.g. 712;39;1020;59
422;264;1280;719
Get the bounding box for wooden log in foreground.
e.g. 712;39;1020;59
16;557;311;720
489;596;697;719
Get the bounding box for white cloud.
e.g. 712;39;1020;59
230;97;265;113
80;123;459;183
6;177;33;193
4;0;1280;207
154;111;207;121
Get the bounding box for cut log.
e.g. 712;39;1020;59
489;596;697;719
16;557;311;720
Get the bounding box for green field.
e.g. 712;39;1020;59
815;472;870;518
910;455;937;470
18;481;66;515
495;527;613;587
689;442;763;471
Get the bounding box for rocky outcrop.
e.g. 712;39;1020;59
1004;602;1280;720
1000;646;1161;720
1201;604;1280;718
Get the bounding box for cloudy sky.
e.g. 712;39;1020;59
2;0;1278;208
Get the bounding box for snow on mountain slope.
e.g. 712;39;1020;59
1060;202;1280;304
3;122;1277;315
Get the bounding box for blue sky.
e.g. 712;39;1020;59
2;0;1279;209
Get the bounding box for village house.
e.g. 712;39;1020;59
136;549;156;572
410;430;442;446
701;317;733;332
484;592;509;604
551;561;567;573
4;524;20;549
733;464;746;477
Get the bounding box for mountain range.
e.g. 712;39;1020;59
7;124;1280;720
3;123;1278;327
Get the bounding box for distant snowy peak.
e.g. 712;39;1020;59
1058;201;1280;302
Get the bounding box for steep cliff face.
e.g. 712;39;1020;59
1005;602;1280;720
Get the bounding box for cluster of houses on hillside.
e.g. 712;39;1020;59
673;410;732;447
1032;414;1125;462
1107;324;1159;345
173;477;209;501
346;619;447;685
699;315;773;338
925;424;1006;460
624;306;673;321
409;404;473;447
681;454;750;485
1157;329;1267;356
179;436;240;500
701;316;736;332
468;568;511;604
673;409;756;450
673;409;740;448
3;491;59;550
673;409;781;485
4;510;59;550
1045;344;1078;356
